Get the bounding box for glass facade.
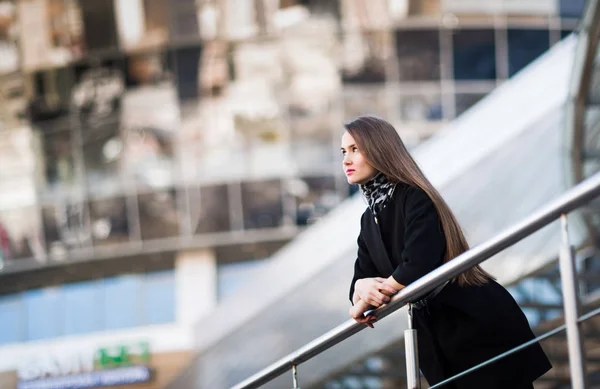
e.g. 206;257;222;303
0;0;584;274
0;270;175;344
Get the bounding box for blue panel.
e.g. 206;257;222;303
64;280;102;335
24;288;64;341
453;29;496;81
144;271;175;325
560;0;585;18
0;294;23;344
507;29;550;77
102;275;141;330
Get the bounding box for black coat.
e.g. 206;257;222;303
349;183;552;388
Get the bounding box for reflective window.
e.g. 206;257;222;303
122;52;178;190
167;0;200;43
116;0;169;51
561;29;574;40
63;280;102;335
88;196;130;246
79;0;119;52
42;201;91;260
395;29;441;81
455;92;488;116
0;207;44;261
17;0;85;72
285;176;339;226
102;275;141;330
73;59;127;196
397;92;443;122
144;270;175;324
137;188;181;240
38;123;80;195
507;29;550;77
0;1;19;75
241;180;283;229
170;46;203;103
342;31;389;83
24;287;63;341
190;184;231;234
452;29;497;81
560;0;585;18
0;294;22;345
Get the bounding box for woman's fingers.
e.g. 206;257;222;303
354;315;377;328
379;283;399;296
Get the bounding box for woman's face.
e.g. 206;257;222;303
341;131;377;185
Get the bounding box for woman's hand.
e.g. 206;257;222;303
355;277;399;307
349;303;377;328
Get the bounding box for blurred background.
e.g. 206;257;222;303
0;0;598;388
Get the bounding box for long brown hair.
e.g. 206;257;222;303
345;116;493;286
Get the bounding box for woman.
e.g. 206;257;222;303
343;116;551;389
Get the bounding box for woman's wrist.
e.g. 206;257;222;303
385;276;405;291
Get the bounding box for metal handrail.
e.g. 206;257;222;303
232;171;600;389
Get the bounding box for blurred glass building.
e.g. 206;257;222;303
0;0;586;388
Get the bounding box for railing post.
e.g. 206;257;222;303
405;304;420;389
559;214;588;388
292;364;300;389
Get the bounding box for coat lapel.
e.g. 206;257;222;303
365;210;396;277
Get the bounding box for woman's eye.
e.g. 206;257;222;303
352;147;358;152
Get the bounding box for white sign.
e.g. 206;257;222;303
17;352;94;381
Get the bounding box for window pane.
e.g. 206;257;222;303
0;2;19;75
63;280;102;335
24;288;63;341
190;184;231;234
73;59;127;196
241;180;283;229
144;270;175;325
0;294;22;344
138;188;181;240
37;123;80;195
342;31;389;84
171;46;203;104
452;29;496;81
42;201;91;260
561;29;574;40
397;92;443;122
455;92;488;116
88;197;130;246
0;207;44;262
507;29;550;77
167;0;200;43
117;0;169;51
123;52;178;191
395;29;441;81
17;0;85;72
102;275;141;330
287;176;339;226
79;0;119;52
560;0;585;18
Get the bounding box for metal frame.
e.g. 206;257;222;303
231;171;600;389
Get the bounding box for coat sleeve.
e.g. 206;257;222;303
349;213;380;304
391;188;446;286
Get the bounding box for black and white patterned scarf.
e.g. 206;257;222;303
360;173;397;220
